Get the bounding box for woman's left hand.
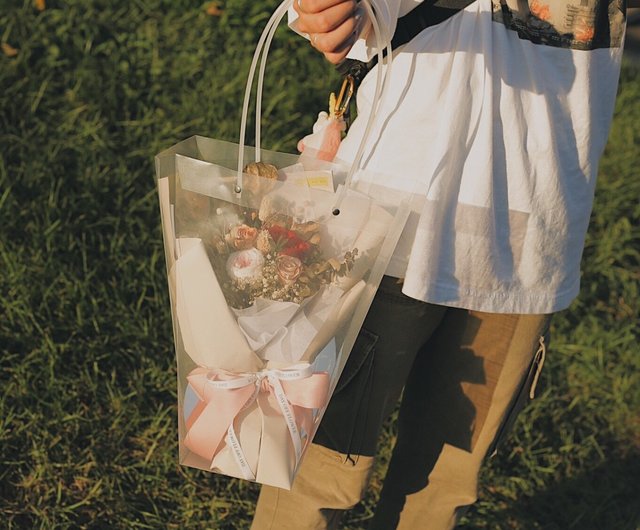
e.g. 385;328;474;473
294;0;364;64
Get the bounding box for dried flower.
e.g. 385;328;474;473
276;255;303;285
268;224;312;259
262;212;292;230
226;248;264;286
226;224;258;250
244;162;279;180
256;229;275;254
206;198;358;308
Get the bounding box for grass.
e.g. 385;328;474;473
1;1;639;528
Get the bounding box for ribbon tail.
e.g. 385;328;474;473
183;374;255;462
270;375;303;460
254;391;297;489
226;422;257;481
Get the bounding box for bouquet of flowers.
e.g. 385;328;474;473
211;203;358;309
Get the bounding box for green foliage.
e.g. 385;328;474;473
0;1;638;528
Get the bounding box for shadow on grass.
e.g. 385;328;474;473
483;453;640;530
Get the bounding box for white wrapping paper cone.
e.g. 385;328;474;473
233;286;344;364
174;239;262;372
175;237;202;256
210;394;296;489
299;280;366;363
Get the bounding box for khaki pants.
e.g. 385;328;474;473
252;277;551;530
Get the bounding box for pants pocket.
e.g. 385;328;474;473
488;330;550;458
313;326;379;457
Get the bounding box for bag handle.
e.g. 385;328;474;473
236;0;394;216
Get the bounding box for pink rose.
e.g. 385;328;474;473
226;224;258;250
276;255;303;285
226;248;264;285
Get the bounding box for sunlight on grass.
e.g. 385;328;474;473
1;1;638;529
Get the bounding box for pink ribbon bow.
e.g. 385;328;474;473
183;364;330;480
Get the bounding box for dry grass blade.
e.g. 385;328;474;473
2;42;18;57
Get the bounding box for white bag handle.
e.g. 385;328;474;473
236;0;394;215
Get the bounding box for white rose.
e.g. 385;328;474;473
225;248;264;285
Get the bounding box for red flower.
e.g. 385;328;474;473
267;225;312;259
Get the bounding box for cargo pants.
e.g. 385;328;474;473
252;276;552;529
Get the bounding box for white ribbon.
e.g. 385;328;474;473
208;364;314;480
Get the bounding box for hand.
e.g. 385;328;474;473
294;0;364;64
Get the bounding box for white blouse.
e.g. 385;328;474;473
294;0;626;314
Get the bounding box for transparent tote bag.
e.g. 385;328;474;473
155;0;411;489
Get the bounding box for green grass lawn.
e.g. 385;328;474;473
1;1;639;528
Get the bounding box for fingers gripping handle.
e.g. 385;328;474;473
236;0;394;216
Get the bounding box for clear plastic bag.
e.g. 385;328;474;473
155;0;409;489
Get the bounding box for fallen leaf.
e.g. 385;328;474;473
205;2;223;16
2;43;19;57
35;0;46;11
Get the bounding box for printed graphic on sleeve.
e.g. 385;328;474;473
491;0;626;49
